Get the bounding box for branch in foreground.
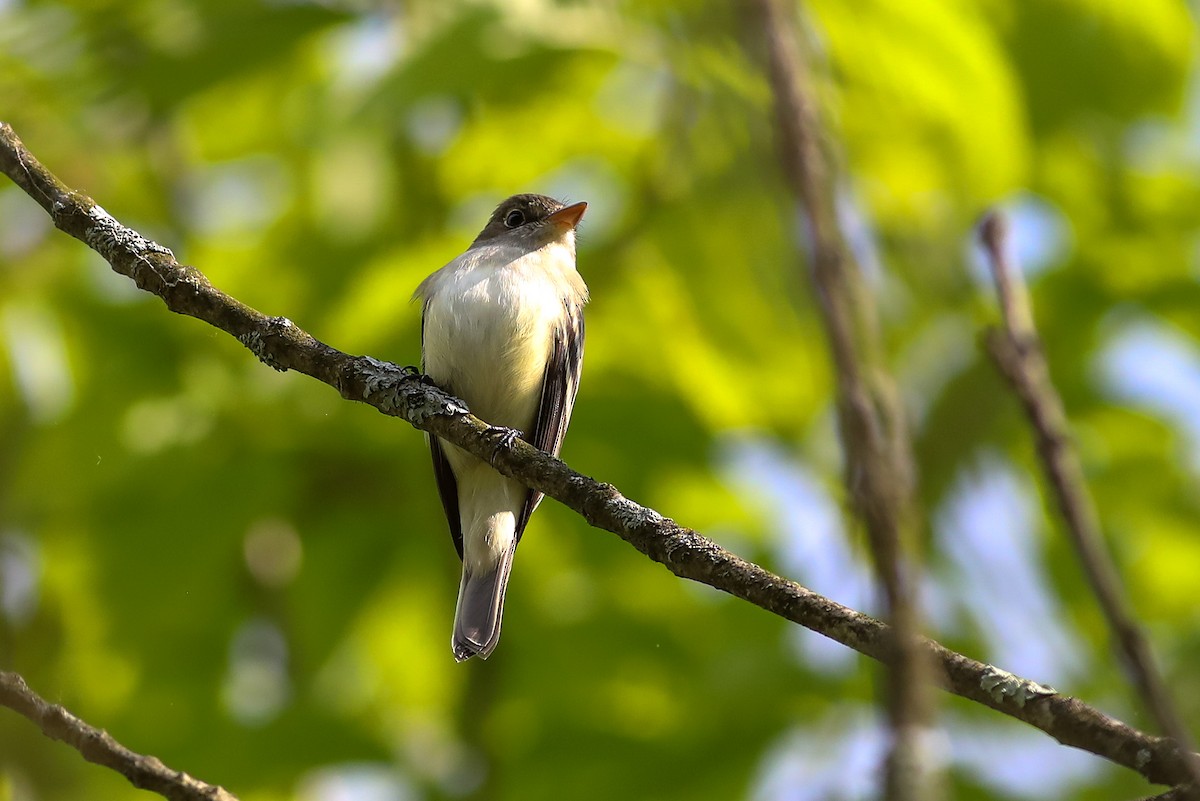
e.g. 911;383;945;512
979;212;1200;786
0;670;238;801
1138;785;1200;801
750;2;933;798
0;121;1196;789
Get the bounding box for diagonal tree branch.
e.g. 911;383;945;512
1137;785;1200;801
979;211;1200;785
1;121;1197;790
1137;786;1195;796
0;670;239;801
749;2;933;797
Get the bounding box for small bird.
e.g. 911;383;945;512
414;194;588;661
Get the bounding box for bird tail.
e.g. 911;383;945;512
452;543;516;662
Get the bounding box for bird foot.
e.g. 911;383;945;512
485;425;521;466
400;366;439;387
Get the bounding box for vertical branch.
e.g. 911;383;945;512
749;2;935;798
979;211;1200;785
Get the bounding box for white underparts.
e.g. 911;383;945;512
418;235;585;573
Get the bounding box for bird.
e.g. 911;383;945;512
413;194;588;661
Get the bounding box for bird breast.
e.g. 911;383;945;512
421;242;581;432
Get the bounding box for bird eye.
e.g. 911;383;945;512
504;209;525;228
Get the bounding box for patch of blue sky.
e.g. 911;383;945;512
1100;315;1200;468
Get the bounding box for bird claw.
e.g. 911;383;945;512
400;366;439;386
486;425;521;466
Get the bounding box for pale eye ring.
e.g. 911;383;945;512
504;209;525;228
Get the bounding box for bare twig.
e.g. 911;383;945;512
0;670;238;801
1;121;1198;789
748;2;933;797
1136;785;1200;801
979;211;1200;784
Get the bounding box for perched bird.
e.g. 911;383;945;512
414;194;588;661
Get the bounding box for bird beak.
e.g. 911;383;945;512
546;201;587;231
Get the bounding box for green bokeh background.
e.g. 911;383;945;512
1;1;1198;800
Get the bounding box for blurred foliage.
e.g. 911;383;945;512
0;1;1198;800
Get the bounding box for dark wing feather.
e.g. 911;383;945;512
429;434;464;559
515;301;585;540
423;301;464;560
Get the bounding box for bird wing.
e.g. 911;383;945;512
515;300;585;541
428;434;464;560
422;301;465;560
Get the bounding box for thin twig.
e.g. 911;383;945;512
1;121;1197;789
979;211;1200;785
748;2;933;798
1136;785;1200;801
0;670;238;801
